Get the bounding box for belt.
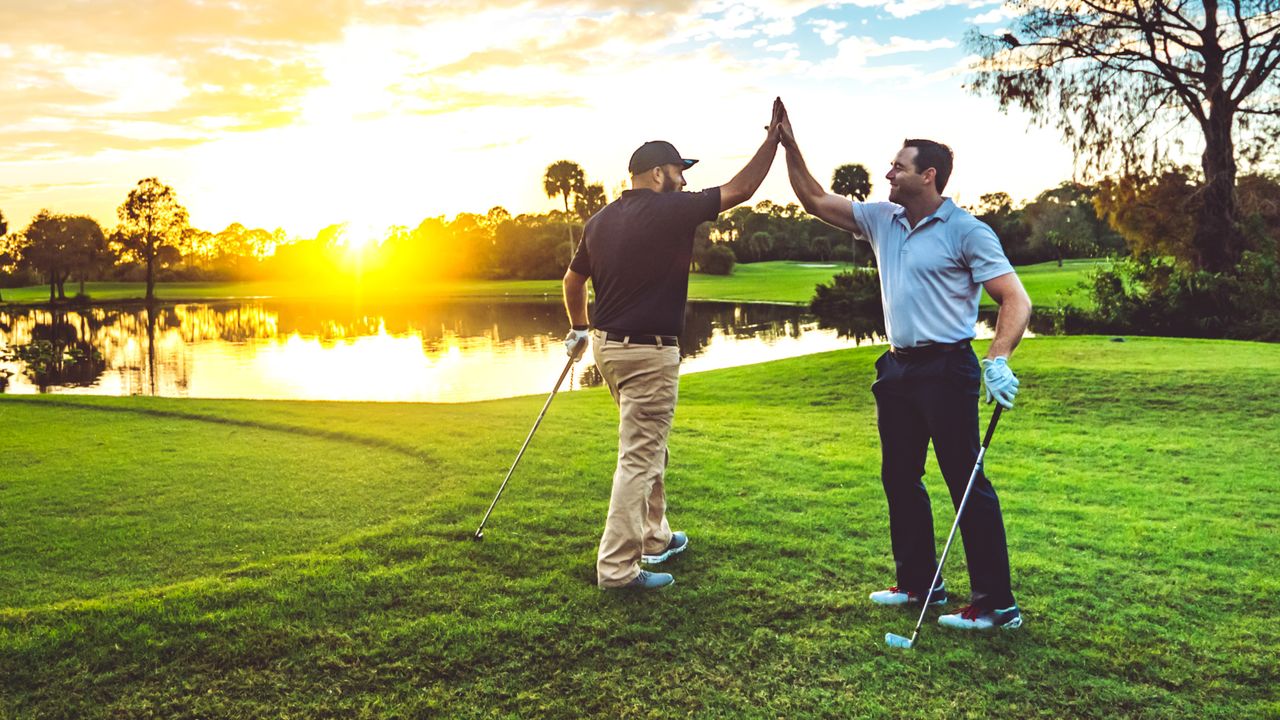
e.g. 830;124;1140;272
603;331;679;346
889;339;971;359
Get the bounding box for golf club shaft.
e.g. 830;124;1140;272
905;404;1004;642
474;345;584;538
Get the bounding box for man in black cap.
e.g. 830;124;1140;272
563;99;784;590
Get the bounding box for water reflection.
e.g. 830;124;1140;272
0;300;996;402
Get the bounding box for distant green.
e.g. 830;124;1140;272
1;335;1276;718
1;259;1101;308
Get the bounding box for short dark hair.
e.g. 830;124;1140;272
902;139;953;193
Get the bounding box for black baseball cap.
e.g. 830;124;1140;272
628;140;698;175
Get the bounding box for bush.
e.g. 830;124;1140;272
809;269;886;341
698;244;736;275
1054;247;1280;341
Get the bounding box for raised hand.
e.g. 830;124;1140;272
776;98;795;148
766;96;785;143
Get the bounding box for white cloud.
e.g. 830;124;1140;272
967;4;1018;24
809;18;847;45
838;34;957;60
881;0;986;19
759;16;796;36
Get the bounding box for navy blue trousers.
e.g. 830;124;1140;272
871;348;1015;610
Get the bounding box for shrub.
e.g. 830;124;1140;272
698;244;736;275
1054;246;1280;341
809;269;886;341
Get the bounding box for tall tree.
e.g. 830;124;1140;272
18;210;71;302
15;212;104;300
543;160;585;245
64;216;110;297
0;208;8;302
574;182;608;221
1023;189;1096;266
968;0;1280;273
831;163;873;201
113;178;190;301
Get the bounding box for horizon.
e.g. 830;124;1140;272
1;1;1139;239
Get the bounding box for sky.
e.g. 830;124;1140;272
0;0;1077;241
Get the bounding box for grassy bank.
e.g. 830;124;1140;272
1;336;1276;718
0;259;1100;308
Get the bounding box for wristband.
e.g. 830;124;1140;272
572;324;589;331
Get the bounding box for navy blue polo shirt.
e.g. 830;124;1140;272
569;187;721;336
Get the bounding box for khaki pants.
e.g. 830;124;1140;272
592;330;680;587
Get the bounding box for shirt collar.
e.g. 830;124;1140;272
892;197;955;226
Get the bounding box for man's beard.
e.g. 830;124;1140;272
660;172;680;193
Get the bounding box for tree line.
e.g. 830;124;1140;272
2;158;1277;308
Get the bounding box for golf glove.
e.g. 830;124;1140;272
981;356;1019;409
564;328;589;358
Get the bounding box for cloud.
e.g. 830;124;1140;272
428;12;680;76
0;0;1066;235
0;131;208;163
810;19;849;45
881;0;995;19
967;4;1019;24
808;33;958;81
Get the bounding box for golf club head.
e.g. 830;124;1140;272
885;633;914;649
473;530;484;542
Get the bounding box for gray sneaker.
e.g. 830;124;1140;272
642;531;688;565
604;570;673;591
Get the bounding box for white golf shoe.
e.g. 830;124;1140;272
937;604;1022;631
869;583;948;606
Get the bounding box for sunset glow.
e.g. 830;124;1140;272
0;0;1084;239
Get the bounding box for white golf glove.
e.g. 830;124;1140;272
981;356;1019;409
564;328;589;358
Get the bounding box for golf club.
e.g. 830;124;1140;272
473;336;588;541
886;403;1004;650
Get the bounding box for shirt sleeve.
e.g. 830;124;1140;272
568;231;591;276
851;202;896;248
673;187;722;226
963;222;1015;283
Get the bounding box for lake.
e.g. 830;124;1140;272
0;299;1000;402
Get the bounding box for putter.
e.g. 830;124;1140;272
474;337;588;541
886;403;1004;650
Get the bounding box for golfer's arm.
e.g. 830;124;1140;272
982;272;1031;359
719;134;780;211
562;269;590;327
785;142;860;234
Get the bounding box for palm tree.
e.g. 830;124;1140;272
574;183;608;221
544;160;586;244
831;163;872;201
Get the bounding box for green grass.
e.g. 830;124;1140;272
1;336;1276;718
1009;258;1099;309
0;259;1103;308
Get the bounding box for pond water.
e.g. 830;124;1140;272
0;300;1002;403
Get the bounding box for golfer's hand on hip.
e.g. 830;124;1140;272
981;356;1019;409
564;328;589;359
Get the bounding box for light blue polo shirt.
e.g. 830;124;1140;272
851;198;1013;349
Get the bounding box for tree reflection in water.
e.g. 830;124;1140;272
0;300;871;401
0;309;107;390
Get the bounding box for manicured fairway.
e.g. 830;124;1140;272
1;336;1276;718
0;259;1100;307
